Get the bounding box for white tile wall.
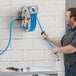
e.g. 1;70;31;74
11;39;33;50
1;50;23;61
0;40;11;49
0;0;65;76
34;61;56;70
0;0;10;5
0;28;9;39
23;50;45;61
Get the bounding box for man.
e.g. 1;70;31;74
41;8;76;76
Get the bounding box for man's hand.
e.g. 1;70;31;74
53;48;61;54
41;32;48;40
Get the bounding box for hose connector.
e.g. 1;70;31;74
16;18;23;21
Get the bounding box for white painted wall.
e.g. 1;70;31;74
0;0;65;76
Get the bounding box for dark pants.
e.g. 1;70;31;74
65;64;76;76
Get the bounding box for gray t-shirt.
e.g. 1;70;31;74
61;26;76;65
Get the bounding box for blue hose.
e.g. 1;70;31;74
32;9;54;48
0;19;17;55
0;8;54;55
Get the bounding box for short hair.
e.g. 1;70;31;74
67;8;76;21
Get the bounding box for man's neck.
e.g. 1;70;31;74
71;22;76;28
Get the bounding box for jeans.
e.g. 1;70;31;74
65;64;76;76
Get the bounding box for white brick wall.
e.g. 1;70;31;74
0;0;65;76
0;0;10;5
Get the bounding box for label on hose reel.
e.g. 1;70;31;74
20;6;38;32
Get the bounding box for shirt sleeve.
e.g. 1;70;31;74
61;39;63;46
70;33;76;48
61;35;65;46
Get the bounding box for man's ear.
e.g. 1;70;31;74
71;17;75;22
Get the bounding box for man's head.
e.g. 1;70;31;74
66;8;76;27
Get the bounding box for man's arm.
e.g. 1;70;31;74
47;37;62;47
41;33;62;47
53;45;76;54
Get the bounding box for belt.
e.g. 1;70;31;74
65;62;76;66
